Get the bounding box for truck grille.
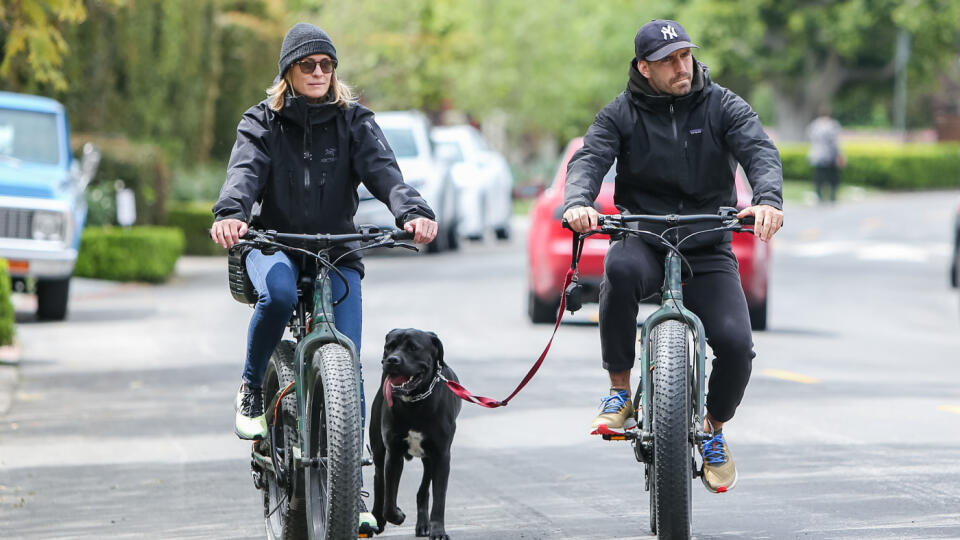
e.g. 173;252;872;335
0;208;34;239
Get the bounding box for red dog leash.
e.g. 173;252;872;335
442;232;585;408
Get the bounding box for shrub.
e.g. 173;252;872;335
166;201;224;256
0;260;14;346
75;226;185;283
778;143;960;190
71;135;171;226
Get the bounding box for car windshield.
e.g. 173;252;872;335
435;141;464;163
0;108;60;165
381;128;419;159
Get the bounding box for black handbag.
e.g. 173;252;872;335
227;245;258;304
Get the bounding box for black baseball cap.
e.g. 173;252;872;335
634;19;698;62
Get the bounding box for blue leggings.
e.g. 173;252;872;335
242;249;363;395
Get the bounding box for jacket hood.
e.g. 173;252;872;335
627;57;708;106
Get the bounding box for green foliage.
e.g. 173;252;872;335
778;142;960;189
54;0;223;162
165;201;223;256
71;135;170;226
74;226;185;282
677;0;960;137
0;259;14;347
0;0;92;91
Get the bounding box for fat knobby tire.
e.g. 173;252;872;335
651;320;693;539
306;343;362;540
264;340;308;540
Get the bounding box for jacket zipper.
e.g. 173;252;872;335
670;103;684;214
669;104;678;140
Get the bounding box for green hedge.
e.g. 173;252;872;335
778;142;960;190
71;135;171;226
0;260;14;346
75;226;185;283
166;201;223;256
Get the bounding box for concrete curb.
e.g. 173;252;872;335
0;342;21;416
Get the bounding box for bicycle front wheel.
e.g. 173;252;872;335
304;343;362;540
650;319;694;539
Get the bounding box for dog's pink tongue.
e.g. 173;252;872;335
383;375;407;407
383;377;394;407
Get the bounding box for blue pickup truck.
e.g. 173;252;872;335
0;91;98;320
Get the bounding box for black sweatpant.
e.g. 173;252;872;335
813;165;839;202
598;234;755;423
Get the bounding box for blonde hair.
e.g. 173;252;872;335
267;68;356;111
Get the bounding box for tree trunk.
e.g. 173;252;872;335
771;53;846;142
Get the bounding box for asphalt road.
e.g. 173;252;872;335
1;190;959;539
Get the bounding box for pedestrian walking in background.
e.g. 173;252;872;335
806;107;844;203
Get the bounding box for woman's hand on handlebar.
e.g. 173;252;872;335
210;218;248;249
563;205;600;233
737;204;783;242
403;217;438;244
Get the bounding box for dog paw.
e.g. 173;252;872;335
385;506;406;525
429;521;449;539
415;521;429;536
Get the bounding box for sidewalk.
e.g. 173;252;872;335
0;342;19;416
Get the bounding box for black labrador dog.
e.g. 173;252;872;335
370;328;461;540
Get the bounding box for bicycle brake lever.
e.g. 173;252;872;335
394;242;419;252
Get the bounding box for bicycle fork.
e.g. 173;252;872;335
629;252;712;470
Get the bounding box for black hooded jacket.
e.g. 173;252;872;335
563;59;782;248
213;96;435;276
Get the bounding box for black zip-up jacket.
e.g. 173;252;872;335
213;96;435;276
564;59;782;249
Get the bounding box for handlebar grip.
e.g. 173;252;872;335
739;216;755;225
390;230;415;241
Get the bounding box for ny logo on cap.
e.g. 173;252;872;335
661;25;678;40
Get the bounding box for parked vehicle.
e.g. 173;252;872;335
354;110;459;253
432;125;513;241
527;137;771;330
0;91;98;320
951;201;959;288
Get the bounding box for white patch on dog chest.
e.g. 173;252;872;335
405;430;426;458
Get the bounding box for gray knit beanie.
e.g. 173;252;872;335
277;23;338;78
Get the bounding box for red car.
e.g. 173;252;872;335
527;137;771;330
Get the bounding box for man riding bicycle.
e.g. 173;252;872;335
562;19;784;493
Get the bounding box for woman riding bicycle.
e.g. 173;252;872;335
209;23;438;441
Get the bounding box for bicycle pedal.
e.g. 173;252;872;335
601;431;638;441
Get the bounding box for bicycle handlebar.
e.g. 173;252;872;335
241;226;414;246
561;207;754;232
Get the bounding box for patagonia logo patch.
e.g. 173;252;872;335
689;128;703;135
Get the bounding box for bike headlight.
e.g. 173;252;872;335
32;211;65;241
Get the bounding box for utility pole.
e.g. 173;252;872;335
893;29;911;141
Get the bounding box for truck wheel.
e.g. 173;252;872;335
37;278;70;321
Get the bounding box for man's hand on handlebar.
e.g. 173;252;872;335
737;204;783;242
403;217;439;244
563;205;600;233
211;218;248;249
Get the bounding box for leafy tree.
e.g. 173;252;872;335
677;0;960;139
0;0;123;91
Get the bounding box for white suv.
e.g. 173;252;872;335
354;110;459;253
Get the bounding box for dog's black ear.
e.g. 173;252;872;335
384;328;403;357
428;331;444;367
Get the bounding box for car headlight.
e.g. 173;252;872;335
33;211;66;241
